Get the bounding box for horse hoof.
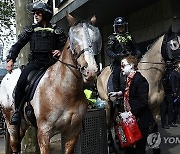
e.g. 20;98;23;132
109;146;117;153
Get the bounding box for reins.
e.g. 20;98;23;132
53;48;78;70
139;61;166;65
53;46;86;70
139;61;175;65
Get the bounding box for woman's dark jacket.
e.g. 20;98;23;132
129;72;155;128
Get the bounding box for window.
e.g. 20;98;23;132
55;0;67;8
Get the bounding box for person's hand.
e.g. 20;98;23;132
6;59;14;73
108;91;123;101
108;91;122;97
52;50;61;57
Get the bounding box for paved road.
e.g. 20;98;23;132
0;123;180;154
0;134;5;154
151;123;180;154
0;133;61;154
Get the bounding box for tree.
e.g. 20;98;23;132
0;0;15;37
0;0;16;60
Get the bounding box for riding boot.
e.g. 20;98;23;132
10;109;21;125
10;99;21;125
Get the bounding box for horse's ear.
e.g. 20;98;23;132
90;15;96;25
66;12;77;26
167;25;173;36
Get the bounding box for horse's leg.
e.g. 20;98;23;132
2;109;22;153
8;125;21;153
107;101;117;153
37;126;51;154
64;123;82;154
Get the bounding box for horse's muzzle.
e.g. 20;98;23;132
81;65;98;82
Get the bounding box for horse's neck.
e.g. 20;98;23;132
48;42;83;91
138;35;166;80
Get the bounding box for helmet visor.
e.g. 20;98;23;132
69;23;102;55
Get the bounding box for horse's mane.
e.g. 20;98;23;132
140;34;165;63
98;64;112;76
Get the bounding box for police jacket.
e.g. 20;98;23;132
7;23;67;62
106;33;141;63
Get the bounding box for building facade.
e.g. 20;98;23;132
50;0;180;67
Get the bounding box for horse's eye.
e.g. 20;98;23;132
169;40;179;50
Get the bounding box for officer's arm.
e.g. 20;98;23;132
6;26;32;62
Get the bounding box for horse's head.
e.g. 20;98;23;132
66;14;102;83
162;27;180;63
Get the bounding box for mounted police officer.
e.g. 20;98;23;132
6;1;67;125
106;17;142;92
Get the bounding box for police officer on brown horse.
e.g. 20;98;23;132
106;17;142;93
6;1;67;125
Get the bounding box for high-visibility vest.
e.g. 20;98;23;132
84;89;96;104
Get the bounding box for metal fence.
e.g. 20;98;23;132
62;109;108;154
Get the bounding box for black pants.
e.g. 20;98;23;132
160;94;173;125
14;60;55;109
112;62;121;92
124;126;149;154
173;101;180;124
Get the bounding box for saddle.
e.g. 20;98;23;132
13;67;47;128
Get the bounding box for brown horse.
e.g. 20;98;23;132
0;14;102;154
97;35;166;152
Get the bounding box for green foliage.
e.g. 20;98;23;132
0;0;15;29
0;0;16;55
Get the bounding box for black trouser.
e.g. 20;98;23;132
124;126;149;154
14;60;55;110
173;100;180;124
112;61;121;92
160;94;173;125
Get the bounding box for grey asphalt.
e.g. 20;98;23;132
0;134;5;154
0;123;180;154
150;123;180;154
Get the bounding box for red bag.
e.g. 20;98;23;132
115;111;142;147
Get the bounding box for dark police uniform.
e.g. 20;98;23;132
7;23;67;109
106;33;141;92
161;69;174;127
169;68;180;124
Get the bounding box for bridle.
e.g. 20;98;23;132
55;22;96;71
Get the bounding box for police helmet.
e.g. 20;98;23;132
113;17;128;34
114;17;127;26
27;1;53;21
